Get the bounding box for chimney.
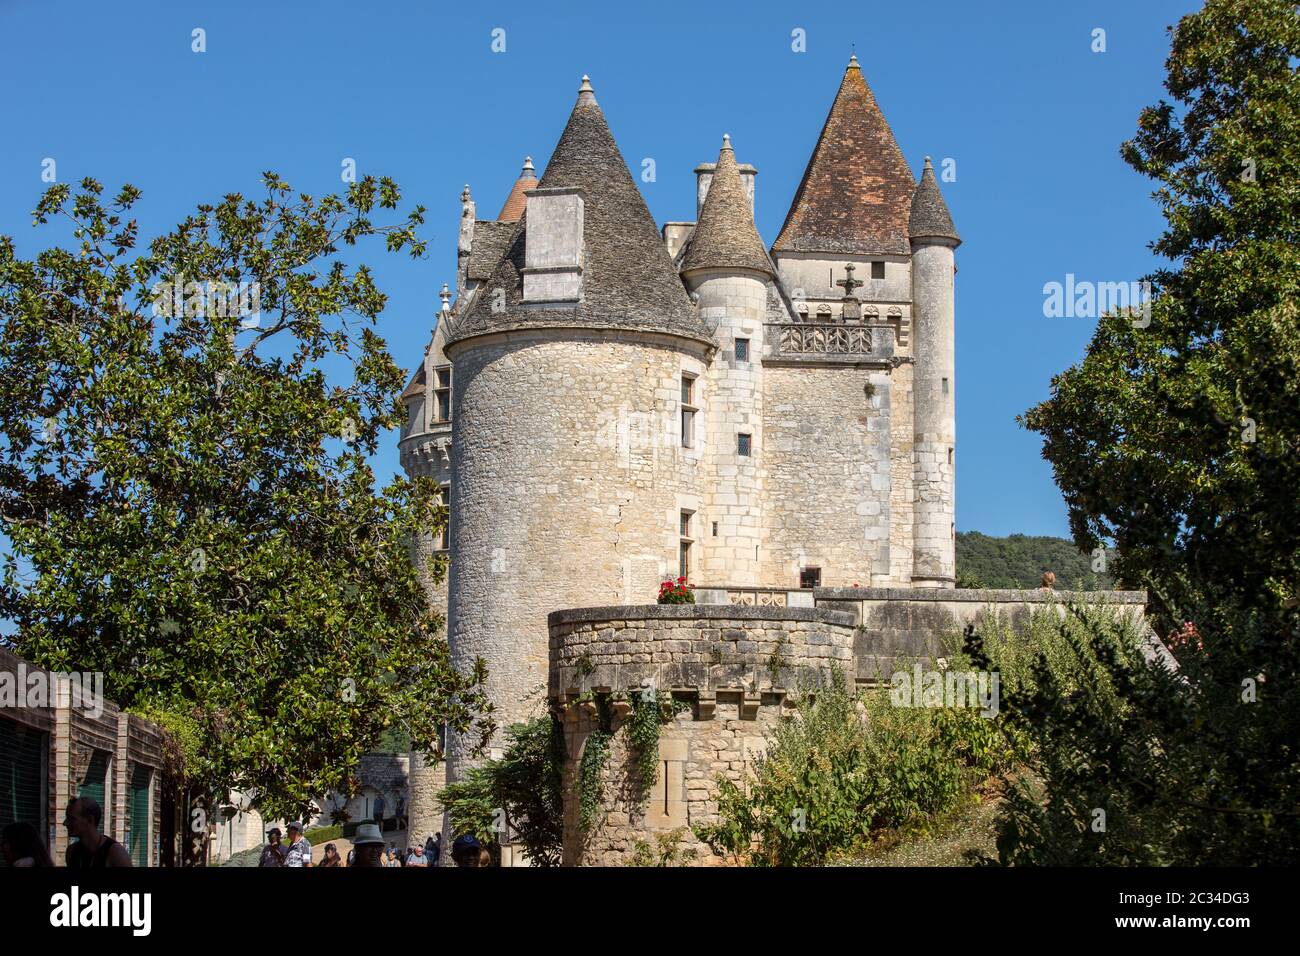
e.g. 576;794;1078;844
521;186;585;302
694;157;756;218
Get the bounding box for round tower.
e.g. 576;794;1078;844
438;76;715;861
909;157;960;587
680;135;773;586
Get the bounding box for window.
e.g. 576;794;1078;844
680;374;697;449
434;366;452;422
942;377;949;395
0;719;48;864
800;567;821;589
435;484;450;551
948;447;953;466
734;337;750;362
871;261;885;280
712;521;718;537
738;433;752;457
679;510;694;579
128;764;152;867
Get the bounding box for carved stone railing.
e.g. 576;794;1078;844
764;321;894;365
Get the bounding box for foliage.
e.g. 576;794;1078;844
628;827;697;867
955;532;1113;590
657;577;695;604
0;174;493;822
1002;0;1300;865
437;717;566;867
966;603;1300;865
625;689;690;801
693;667;1013;866
577;727;611;832
129;700;204;785
304;824;342;844
1019;0;1300;629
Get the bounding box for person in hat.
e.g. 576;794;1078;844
348;822;387;867
282;821;312;867
451;833;484;867
259;827;286;867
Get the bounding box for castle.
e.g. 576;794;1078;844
397;58;977;862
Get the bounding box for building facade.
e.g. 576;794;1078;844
398;60;961;856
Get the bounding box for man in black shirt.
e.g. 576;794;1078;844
64;797;132;868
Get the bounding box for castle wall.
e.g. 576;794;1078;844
548;604;856;866
760;364;894;587
443;329;713;762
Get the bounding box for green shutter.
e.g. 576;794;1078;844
0;717;48;867
128;764;151;866
77;749;111;825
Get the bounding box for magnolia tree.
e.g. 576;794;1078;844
0;174;492;837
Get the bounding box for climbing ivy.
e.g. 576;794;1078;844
576;693;612;832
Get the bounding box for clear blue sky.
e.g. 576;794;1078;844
0;0;1198;538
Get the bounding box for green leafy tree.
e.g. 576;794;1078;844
1003;0;1300;865
437;717;566;867
1021;0;1299;627
0;174;492;828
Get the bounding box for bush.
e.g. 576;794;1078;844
693;667;1010;866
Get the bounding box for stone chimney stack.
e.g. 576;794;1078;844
522;185;585;302
695;152;756;218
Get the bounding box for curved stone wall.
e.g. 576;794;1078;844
547;604;856;865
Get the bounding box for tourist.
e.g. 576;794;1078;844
320;843;342;867
283;821;312;867
425;834;439;866
1040;571;1056;590
64;797;131;867
405;844;428;867
372;792;386;831
395;794;407;830
451;833;483;867
348;823;387;867
346;846;356;866
1;821;54;867
259;827;286;867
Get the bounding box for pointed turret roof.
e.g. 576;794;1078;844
681;135;773;278
772;56;915;257
496;156;537;222
909;156;960;244
447;76;709;347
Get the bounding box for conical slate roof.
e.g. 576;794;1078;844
447;78;710;347
909;157;960;244
496;157;537;222
772;56;915;257
681;135;773;277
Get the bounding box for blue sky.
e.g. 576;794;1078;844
0;0;1199;538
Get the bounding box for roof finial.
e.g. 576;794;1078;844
924;155;933;169
578;74;596;105
522;156;536;178
848;53;859;69
722;133;732;150
439;282;452;314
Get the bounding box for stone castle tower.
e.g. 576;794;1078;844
398;58;959;852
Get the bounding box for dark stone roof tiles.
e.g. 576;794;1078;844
680;137;773;277
909;157;960;243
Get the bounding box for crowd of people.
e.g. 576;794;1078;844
0;796;494;868
256;822;491;868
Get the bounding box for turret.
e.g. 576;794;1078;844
908;156;960;586
680;135;773;585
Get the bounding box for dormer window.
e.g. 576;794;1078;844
871;261;885;280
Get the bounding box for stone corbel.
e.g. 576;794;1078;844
740;692;762;720
696;691;716;721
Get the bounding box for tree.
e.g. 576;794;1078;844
1001;0;1300;864
437;717;566;867
0;174;492;827
1020;0;1299;629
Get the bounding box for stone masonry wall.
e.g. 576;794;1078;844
761;363;894;587
548;604;856;866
